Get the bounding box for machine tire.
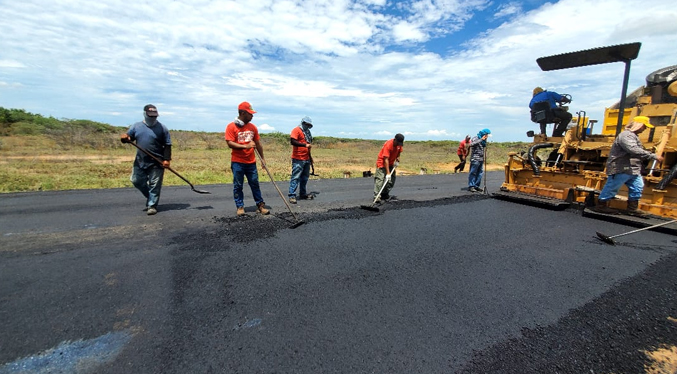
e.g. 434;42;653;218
646;65;677;85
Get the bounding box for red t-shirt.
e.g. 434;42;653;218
290;126;310;160
457;139;469;156
376;139;403;168
225;122;260;164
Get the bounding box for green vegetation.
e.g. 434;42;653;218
0;107;530;192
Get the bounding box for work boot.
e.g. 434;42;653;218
147;206;157;215
289;196;297;204
591;199;617;214
625;200;648;218
236;207;246;216
257;202;270;215
299;194;314;200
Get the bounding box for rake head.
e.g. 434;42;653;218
289;220;306;229
360;204;380;212
595;231;616;245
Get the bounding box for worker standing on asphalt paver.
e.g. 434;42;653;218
373;134;404;203
225;101;270;217
288;116;314;204
120;104;172;216
467;128;490;193
454;135;471;173
591;116;663;216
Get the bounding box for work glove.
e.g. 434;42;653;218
393;161;399;167
385;174;392;182
120;134;131;143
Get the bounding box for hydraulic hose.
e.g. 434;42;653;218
657;163;677;190
528;143;554;176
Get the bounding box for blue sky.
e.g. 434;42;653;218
0;0;675;141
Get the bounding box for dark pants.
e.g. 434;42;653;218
374;167;396;199
130;165;164;208
552;108;573;137
454;154;466;172
289;158;311;198
231;162;264;208
468;160;484;189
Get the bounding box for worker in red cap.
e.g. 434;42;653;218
224;102;269;216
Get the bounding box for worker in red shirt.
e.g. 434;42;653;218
454;135;471;173
224;101;269;216
373;134;404;202
288;116;314;204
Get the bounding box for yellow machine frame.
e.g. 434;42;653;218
499;43;677;219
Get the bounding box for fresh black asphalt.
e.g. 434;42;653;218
1;172;676;373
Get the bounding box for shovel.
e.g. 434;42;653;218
595;218;677;245
361;165;397;212
253;148;305;229
310;164;320;177
126;142;211;194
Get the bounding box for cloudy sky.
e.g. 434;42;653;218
1;0;675;141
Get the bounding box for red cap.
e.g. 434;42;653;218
238;101;256;114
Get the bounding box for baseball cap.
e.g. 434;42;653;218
144;104;159;117
633;116;653;128
301;116;313;126
238;101;256;114
394;133;405;145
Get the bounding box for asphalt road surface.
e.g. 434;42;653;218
1;171;677;374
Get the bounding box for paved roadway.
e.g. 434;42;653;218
1;171;677;374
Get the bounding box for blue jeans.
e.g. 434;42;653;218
231;162;264;208
289;159;311;198
468;160;484;189
131;165;164;208
599;173;644;201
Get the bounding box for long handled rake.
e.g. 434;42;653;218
595;218;677;245
361;165;397;212
254;148;305;229
127;142;210;194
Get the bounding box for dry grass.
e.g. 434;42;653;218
0;133;525;192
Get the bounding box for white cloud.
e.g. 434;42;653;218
0;81;23;88
493;2;521;19
391;21;428;43
259;124;276;132
426;129;453;137
0;0;675;142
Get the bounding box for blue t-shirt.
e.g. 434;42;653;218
127;121;172;169
529;91;564;109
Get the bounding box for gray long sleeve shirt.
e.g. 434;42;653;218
468;136;486;162
605;130;658;176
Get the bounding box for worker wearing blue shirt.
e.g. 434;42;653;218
529;87;572;137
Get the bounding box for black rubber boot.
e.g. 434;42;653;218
591;199;618;214
625;200;648;218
